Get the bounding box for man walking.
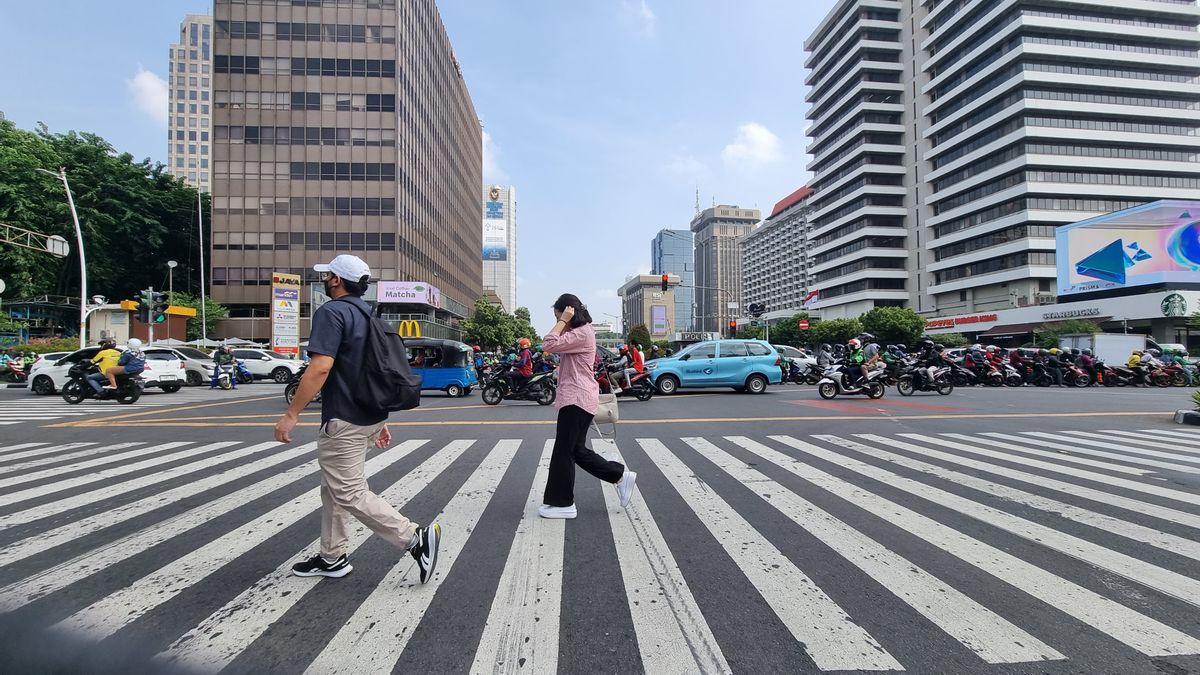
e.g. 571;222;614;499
274;254;440;583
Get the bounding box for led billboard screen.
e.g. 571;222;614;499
1056;200;1200;296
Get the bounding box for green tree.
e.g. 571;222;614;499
1034;319;1103;349
508;307;538;344
806;318;862;348
767;312;810;347
861;307;927;347
461;299;515;350
734;325;764;340
167;291;229;341
627;324;652;350
933;332;970;348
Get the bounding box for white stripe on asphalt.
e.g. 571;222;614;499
703;436;1062;665
1091;430;1200;455
0;442;157;491
594;438;731;675
469;441;563;675
0;442;49;456
841;435;1200;561
764;435;1200;657
2;442;292;560
935;434;1200;507
640;438;902;672
799;436;1200;608
0;443;93;465
0;442;323;613
0;443;152;476
1135;429;1200;447
1064;430;1200;460
1011;432;1200;474
967;434;1153;476
893;434;1200;532
303;437;522;675
49;440;425;642
158;439;472;673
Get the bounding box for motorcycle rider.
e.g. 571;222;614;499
1040;349;1066;387
1127;350;1149;386
815;343;834;369
1168;349;1195;386
859;333;881;383
914;341;944;387
882;345;903;383
87;339;121;394
1077;348;1098;386
846;338;866;386
506;338;535;393
614;343;644;392
473;345;486;379
103;338;146;390
211;344;238;389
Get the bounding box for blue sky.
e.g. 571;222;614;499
0;1;829;330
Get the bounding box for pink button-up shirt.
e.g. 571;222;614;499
542;323;599;415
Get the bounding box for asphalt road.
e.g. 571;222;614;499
0;381;1198;674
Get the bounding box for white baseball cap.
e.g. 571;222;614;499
314;254;371;283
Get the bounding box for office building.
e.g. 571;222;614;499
618;274;681;342
210;0;482;337
650;229;694;332
168;15;213;191
691;206;760;332
482;184;517;313
741;186;813;320
805;0;1200;320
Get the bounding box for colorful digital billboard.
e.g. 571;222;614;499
1056;200;1200;296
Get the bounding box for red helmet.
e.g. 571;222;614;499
473;345;481;352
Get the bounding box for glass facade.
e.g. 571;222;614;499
651;229;694;332
167;16;213;191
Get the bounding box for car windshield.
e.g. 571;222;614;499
266;351;290;360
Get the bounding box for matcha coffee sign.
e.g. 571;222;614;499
1161;293;1188;317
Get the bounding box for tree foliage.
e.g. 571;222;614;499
734;325;764;340
932;332;970;348
167;291;229;341
0;119;210;302
461;299;515;350
1034;319;1103;349
627;324;652;350
509;307;538;344
861;307;927;347
806;318;862;348
766;312;810;347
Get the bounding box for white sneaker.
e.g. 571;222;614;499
616;470;638;508
538;504;577;519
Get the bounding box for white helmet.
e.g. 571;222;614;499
126;338;143;351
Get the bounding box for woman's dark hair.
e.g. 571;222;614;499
553;293;592;328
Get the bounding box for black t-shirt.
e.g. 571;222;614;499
307;296;387;427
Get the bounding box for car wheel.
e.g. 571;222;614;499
272;367;292;384
161;384;182;394
31;375;55;395
186;370;203;386
656;375;679;395
745;374;768;394
446;384;463;398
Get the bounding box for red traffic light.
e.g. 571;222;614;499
661;274;669;291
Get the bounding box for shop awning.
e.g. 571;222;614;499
977;317;1112;340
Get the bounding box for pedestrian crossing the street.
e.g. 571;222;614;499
1;428;1200;673
0;386;278;426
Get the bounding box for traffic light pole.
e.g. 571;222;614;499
147;287;155;346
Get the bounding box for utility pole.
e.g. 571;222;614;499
197;190;207;345
34;167;87;349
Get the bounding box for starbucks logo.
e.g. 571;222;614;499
1161;293;1188;317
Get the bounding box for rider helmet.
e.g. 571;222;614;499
126;338;143;351
1148;348;1161;357
972;343;982;351
518;338;531;349
934;343;945;352
919;339;934;349
473;345;481;353
1082;349;1092;356
847;338;861;349
1038;349;1049;357
819;343;831;352
986;345;997;352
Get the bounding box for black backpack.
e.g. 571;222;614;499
335;298;422;413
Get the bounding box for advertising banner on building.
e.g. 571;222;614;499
1057;200;1200;296
271;272;301;354
483;217;507;261
651;305;668;336
377;281;441;307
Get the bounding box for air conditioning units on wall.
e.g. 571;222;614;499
1035;292;1056;305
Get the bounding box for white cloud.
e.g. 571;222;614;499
127;66;168;127
621;0;657;37
721;122;783;167
483;129;507;182
664;154;706;177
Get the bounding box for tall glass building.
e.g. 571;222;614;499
168;15;213;192
651;229;694;332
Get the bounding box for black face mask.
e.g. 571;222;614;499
323;277;336;297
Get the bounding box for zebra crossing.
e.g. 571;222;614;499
1;428;1199;673
0;386;280;425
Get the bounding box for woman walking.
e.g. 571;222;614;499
539;293;637;519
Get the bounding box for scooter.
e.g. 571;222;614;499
817;362;886;400
896;364;954;396
481;363;556;406
2;360;27;383
596;357;654;401
283;363;323;405
61;362;142;404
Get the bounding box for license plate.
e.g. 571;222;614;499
159;375;177;381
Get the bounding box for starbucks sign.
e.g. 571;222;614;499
1161;293;1188;317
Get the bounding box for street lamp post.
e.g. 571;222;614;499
35;167;87;349
167;260;178;297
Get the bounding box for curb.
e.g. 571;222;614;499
1173;410;1200;426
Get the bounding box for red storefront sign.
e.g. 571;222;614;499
926;313;999;330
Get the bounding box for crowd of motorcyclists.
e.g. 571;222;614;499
471;339;666;404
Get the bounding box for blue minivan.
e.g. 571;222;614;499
646;339;782;394
405;338;478;397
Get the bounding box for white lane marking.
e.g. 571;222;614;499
967;433;1151;476
49;441;426;642
158;439;475;673
303;438;522;675
593;438;731;675
0;441;324;612
0;443;49;456
764;435;1200;657
0;442;157;492
843;435;1200;561
1101;430;1200;454
1012;432;1200;474
1137;429;1200;446
2;442;293;560
0;443;93;465
639;438;902;672
0;443;154;476
469;441;563;675
1064;430;1200;460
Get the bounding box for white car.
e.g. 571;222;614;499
152;345;216;386
29;346;185;395
229;348;302;383
27;352;72;395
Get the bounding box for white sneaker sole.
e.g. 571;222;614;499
292;564;353;578
538;506;577;519
617;471;638;508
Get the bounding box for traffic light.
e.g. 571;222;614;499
728;320;737;336
150;291;169;324
660;274;669;292
137;288;152;324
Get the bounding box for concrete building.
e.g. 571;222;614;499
804;0;1200;320
168;15;213;192
619;274;681;342
691;206;760;332
741;186;814;321
210;0;481;338
650;229;694;332
482;184;517;313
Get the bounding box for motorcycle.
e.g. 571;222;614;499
896;364;954;396
212;359;253;390
1148;363;1188;388
787;361;823;385
481;363;556;406
1063;363;1093;388
597;357;654;401
1095;360;1138;387
817;362;886;400
61;362;142;405
283;363;323;405
1000;363;1025;387
2;360;27;383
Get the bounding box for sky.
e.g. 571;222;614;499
0;0;829;331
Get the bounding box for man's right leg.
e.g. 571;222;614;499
86;372;105;393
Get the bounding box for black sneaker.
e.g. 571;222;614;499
292;553;352;578
410;523;441;584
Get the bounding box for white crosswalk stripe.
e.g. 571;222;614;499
0;428;1199;673
0;385;281;424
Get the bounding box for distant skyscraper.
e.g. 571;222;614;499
691;206;760;332
167;15;213;191
482;184;517;313
741;187;813;318
651;229;694;332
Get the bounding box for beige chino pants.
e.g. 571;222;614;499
318;418;417;559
